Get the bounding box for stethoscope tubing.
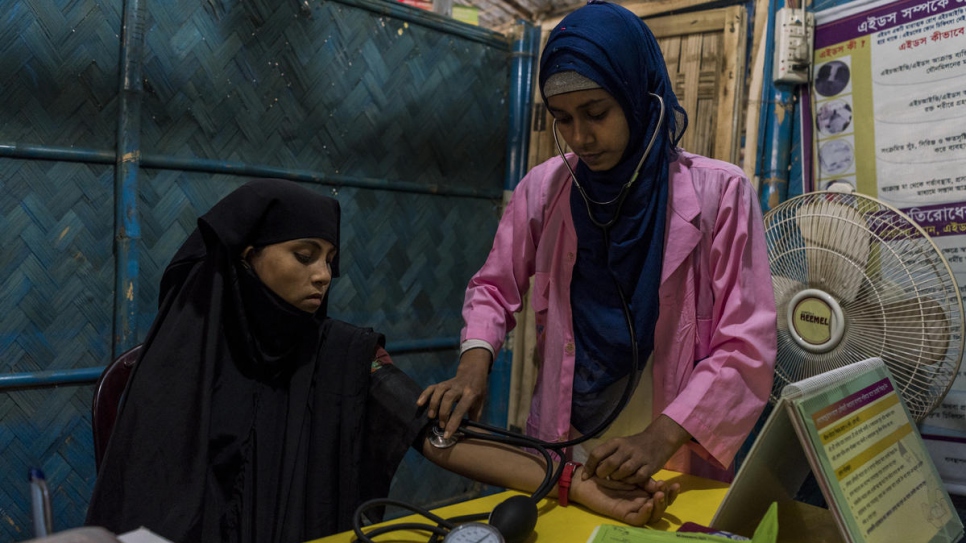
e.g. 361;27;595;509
552;93;666;229
354;91;667;543
455;89;668;498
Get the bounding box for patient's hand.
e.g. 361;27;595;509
569;466;680;526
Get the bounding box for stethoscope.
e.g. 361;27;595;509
555;93;666;230
352;93;667;543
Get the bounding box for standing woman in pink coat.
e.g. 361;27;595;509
420;0;777;486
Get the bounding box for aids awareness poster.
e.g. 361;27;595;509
812;0;966;493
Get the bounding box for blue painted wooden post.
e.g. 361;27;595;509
755;0;806;213
113;0;146;358
758;87;795;213
788;92;805;199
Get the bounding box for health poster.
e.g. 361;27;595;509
794;368;960;542
812;0;966;200
893;203;966;493
813;0;966;493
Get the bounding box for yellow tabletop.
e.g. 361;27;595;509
310;470;729;543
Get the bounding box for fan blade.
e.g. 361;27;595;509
772;275;805;314
765;191;965;420
797;200;870;302
883;295;951;367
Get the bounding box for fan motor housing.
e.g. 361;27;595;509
787;289;845;353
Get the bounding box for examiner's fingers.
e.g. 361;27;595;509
416;385;440;419
622;467;656;487
593;477;638;491
416;386;432;406
582;442;620;480
442;396;473;438
435;388;459;427
430;385;459;423
640;478;662;495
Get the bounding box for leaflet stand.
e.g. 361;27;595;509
711;358;964;543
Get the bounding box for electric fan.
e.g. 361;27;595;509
765;190;964;421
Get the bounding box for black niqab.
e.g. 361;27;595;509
87;179;426;542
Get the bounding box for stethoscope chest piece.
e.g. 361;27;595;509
443;522;505;542
429;425;461;449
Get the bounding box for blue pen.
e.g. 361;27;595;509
28;468;53;538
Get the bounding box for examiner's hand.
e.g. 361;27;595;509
416;349;491;438
583;415;692;486
570;466;680;526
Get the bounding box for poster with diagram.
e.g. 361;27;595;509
812;0;966;493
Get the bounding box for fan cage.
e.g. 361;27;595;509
765;191;965;422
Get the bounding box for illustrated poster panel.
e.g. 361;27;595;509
814;0;966;493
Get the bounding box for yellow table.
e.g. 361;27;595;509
311;470;730;542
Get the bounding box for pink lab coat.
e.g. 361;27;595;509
461;151;777;479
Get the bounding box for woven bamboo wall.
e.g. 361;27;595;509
0;0;511;538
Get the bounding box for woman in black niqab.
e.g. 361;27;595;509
87;179;426;542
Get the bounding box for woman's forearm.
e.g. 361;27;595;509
420;432;674;527
421;434;557;497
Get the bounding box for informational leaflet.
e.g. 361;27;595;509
812;0;966;493
795;374;948;540
711;358;963;542
588;503;777;543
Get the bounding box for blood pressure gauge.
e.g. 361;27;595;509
443;522;505;542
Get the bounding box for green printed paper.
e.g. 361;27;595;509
587;502;778;543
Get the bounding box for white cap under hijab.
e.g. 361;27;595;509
543;71;601;98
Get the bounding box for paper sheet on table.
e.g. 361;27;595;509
117;527;175;543
587;502;778;543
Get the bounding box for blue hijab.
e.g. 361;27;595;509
539;1;688;429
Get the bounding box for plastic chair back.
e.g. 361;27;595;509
92;344;142;471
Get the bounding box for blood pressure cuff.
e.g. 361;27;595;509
361;363;431;520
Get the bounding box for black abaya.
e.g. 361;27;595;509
86;180;427;542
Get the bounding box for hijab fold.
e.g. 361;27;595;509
538;1;688;431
